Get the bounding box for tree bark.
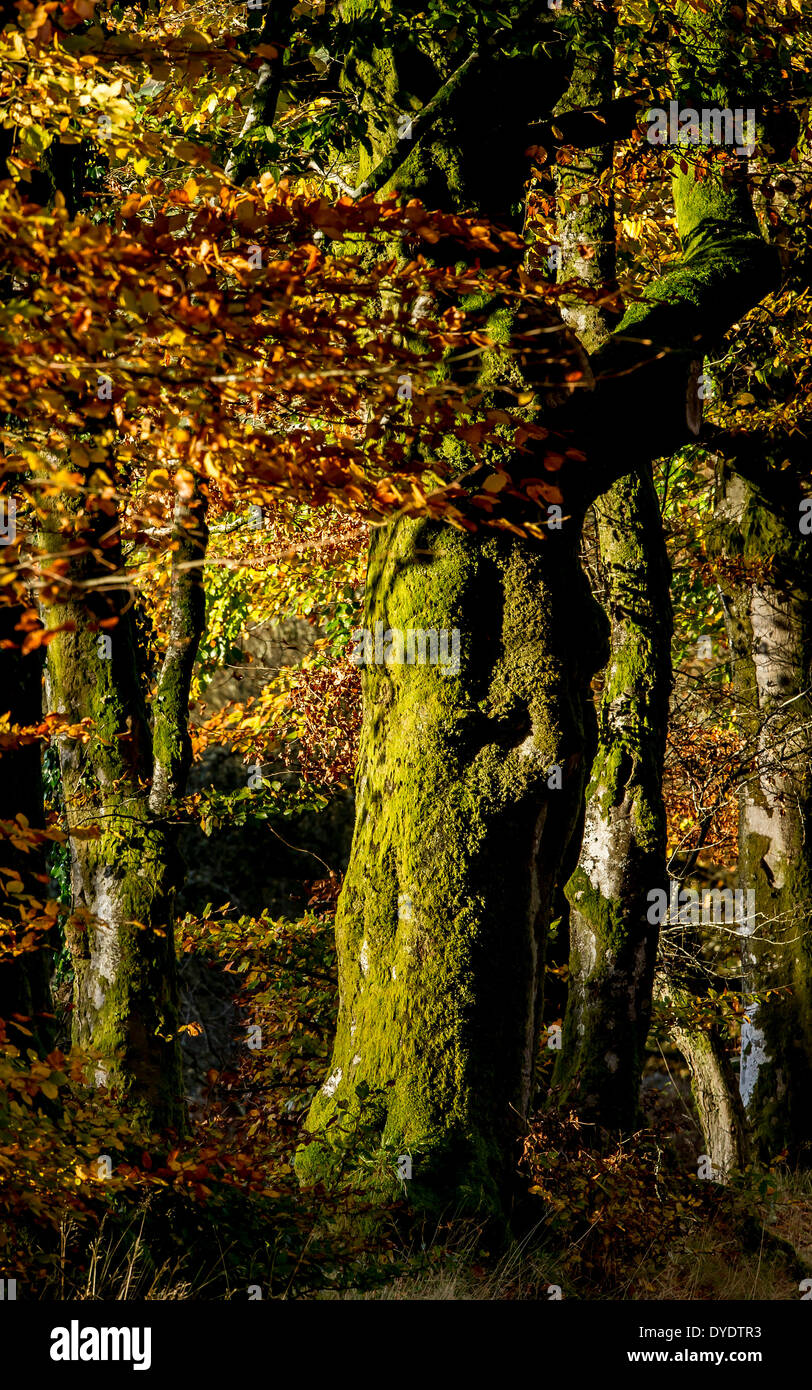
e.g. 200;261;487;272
553;0;776;1139
711;440;812;1163
224;1;297;185
297;2;603;1212
556;465;672;1130
297;516;606;1211
548;0;673;1134
39;472;206;1132
655;974;750;1179
149;478;208;814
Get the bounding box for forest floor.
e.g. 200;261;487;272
16;903;812;1303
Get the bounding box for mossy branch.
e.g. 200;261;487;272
560;0;780;494
350;47;480;199
578;166;779;497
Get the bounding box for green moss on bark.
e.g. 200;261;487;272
297;516;606;1211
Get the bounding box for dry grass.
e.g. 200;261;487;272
54;1213;215;1301
332;1223;566;1301
331;1174;812;1302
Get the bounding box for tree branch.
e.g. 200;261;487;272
225;0;297;185
353;47;480;199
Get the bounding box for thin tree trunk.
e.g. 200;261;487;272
225;1;296;184
548;0;672;1133
556;464;673;1130
554;0;775;1142
150;477;208;814
655;974;750;1179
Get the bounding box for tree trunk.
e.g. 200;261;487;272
297;515;606;1211
712;444;812;1163
224;1;296;185
655;974;750;1179
296;0;605;1214
39;473;207;1132
556;465;672;1130
553;0;776;1138
548;0;672;1133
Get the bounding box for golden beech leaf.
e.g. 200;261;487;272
20;628;48;654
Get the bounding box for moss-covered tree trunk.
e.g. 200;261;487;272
297;0;603;1212
546;0;672;1132
39;473;207;1131
712;445;812;1163
298;516;606;1210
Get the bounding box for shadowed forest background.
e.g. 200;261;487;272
2;0;812;1301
